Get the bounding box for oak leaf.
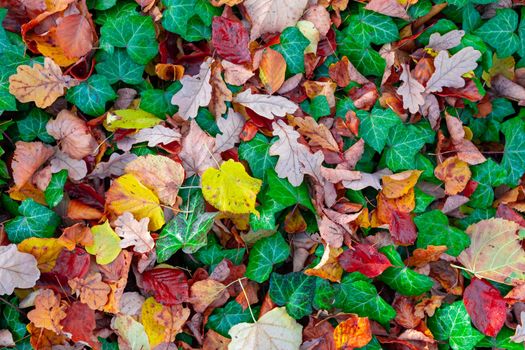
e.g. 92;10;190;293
114;212;154;254
117;125;181;152
69;272;111;311
0;244;40;295
427;30;465;52
46;109;97;160
228;307;302;350
398;64;425;114
12;141;54;190
9;58;78;108
215;109;246;153
27;289;67;333
233;89;298;119
125;154;184;206
171;58;212;120
179;120;220;178
458;218;525;285
292;116;339;152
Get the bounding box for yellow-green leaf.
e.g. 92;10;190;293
85;221;121;265
106;174;165;231
104;109;162;131
202;159;262;215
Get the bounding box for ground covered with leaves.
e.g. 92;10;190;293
2;0;525;349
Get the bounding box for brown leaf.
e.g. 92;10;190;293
9;57;78;108
304;245;344;282
179;121;219;178
222;60;255;86
328;56;368;87
12;141;54;190
405;245;447;267
244;0;308;39
190;279;229;313
56;14;94;58
333;315;372;349
27;289;67;333
155;63;185;81
491;74;525;105
209;60;233;119
434;156;471;195
398;64;425;114
292;116;339;152
303;5;331;36
68;272;111;310
365;0;410;20
114;212;154;254
46;109;97;160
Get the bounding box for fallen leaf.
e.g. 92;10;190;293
142;267;189;305
111;315;150;350
434;156;471;195
338;243;392;278
381;170;422;199
292;116;339;152
61;301;100;349
12;141;54;190
114;212;154;254
427;30;465;52
398;64;425;114
304;245;344;282
55;14;94;58
328;56;368;87
202;159;262;215
234;89;298;119
69;272;111;310
18;237;65;272
27;289;66;333
215;109;246;153
259;47;286;94
9;57;78;108
405;245;447;267
212;16;251;65
50;150;88;181
228;307;303;350
0;244;40;295
85;221;122;265
179;120;219;178
190;279;229;313
89;152;138;179
365;0;410;20
142;297;190;347
333;315;372;349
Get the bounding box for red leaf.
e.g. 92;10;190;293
463;278;506;337
211;17;251;64
338;243;392;278
496;204;525;227
389;210;418;246
61;302;100;350
143;268;189;305
51;248;90;280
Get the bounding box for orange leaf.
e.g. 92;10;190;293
11;141;54;190
68;272;111;310
381;170;422;199
190;279;229;313
55;14;94;58
8;57;78;108
58;223;94;250
155;63;185;81
405;245;448;267
259;47;286;94
333;315;372;349
434;156;471;195
27;289;67;333
304;245;344;282
27;322;67;349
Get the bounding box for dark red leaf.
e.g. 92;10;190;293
461;180;478;197
61;302;100;350
496;204;525;227
463;277;506;337
436;79;483;102
317;28;336;57
51;248;90;280
143;268;189;305
338;243;392;278
211;16;251;64
389;210;418;246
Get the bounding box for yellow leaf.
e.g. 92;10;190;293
304;245;344;282
482;54;515;87
106;174;165;231
333;315;372;349
202;160;262;215
297;20;320;54
18;238;66;273
104;109;162;131
85;221;122;265
8;57;78;108
141;297;190;347
381;170;422;199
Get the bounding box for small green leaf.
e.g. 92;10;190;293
414;210;470;256
343;7;399;45
246;233;290;283
45;170;68;208
309;95;331;119
207;300;258;338
139;83;180;118
266;169;315;212
162;0;220;42
469;159;507;208
269;272;315;319
337;35;386;76
96;48;145;85
193;235;246;268
273;27;309;74
475;9;519;58
17;109;54;143
66;74;116;116
358;107;402;153
501;117;525;186
156;193;217;262
428;301;484;350
1;297;26;340
378;246;434;296
4;199;61;243
385;122;435;171
238;134;277;180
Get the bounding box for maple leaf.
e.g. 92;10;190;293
69;272;111;310
425;47;481;93
9;57;78;108
397;64;425;114
46;109;97;160
458;218;525;285
233;89;298;119
228;307;302;350
0;244;40;295
114;212;154;254
171;58;213;120
244;0;308;40
27;289;67;333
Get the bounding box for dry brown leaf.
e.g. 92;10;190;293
329;56;368;87
215;109;246;153
179;121;220;178
114;212;154;254
50;150;88;181
292;116;339;152
209;60;233;119
234;89;298;119
365;0;410;20
434;156;471;195
125;154;184;206
398;64;425;114
27;289;67;333
222;60;255;86
12;141;54;190
68;272;111;310
55;14;94;58
427;30;465;52
9;57;78;108
190;279;229;313
0;244;40;295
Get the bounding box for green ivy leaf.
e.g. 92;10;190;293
334;273;396;326
384;122;434;172
246;233;290;283
343;7;399;45
414;210;470;256
238;134;277;180
4;199;60;243
95;48;145;85
193;235;245;268
358;107;402;153
501;117;525;186
207;301;258;338
66;74;116;116
162;0;220;42
139;83;180;118
17;109;54;143
266;169;315;212
337;35;386;76
469;159;507;208
100;12;158;64
309;95;331;119
45;170;67;208
428;301;484;350
1;297;26;340
156;193;217;262
378;246;434;296
269;272;315;319
477;327;523;350
273;27;309;74
475;9;519;58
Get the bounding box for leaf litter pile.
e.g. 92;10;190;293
4;0;525;349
